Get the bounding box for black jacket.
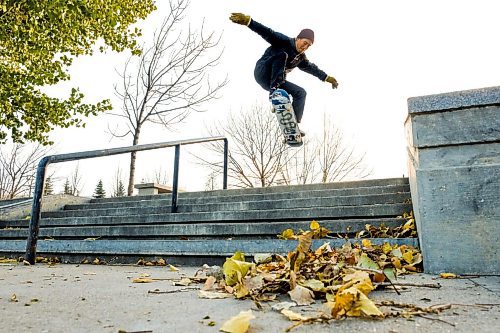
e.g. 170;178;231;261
248;19;328;81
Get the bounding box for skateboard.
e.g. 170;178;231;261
270;89;303;147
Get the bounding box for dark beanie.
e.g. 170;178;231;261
297;29;314;43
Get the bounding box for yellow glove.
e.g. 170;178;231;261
325;75;338;89
229;13;251;26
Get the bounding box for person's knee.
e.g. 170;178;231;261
297;87;306;99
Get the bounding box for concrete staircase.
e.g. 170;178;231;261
0;178;416;264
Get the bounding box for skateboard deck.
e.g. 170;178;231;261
270;89;303;147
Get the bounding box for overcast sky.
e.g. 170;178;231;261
44;0;500;194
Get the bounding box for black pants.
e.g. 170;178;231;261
254;52;307;123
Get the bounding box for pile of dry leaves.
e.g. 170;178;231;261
195;221;442;332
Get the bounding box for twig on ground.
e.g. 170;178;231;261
416;314;455;327
376;282;442;289
148;286;200;294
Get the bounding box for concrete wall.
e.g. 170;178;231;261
406;86;500;274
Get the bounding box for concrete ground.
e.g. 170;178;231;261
0;263;499;333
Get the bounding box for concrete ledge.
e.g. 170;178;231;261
0;195;90;220
407;86;500;274
134;183;174;195
408;85;500;113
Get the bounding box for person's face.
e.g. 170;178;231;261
295;38;313;53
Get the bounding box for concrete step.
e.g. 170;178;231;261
5;203;412;227
46;192;410;218
65;185;410;211
0;218;406;239
90;178;409;204
0;238;419;259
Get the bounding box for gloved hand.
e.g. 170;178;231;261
230;13;251;26
325;75;338;89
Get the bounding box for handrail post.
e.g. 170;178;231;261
25;156;51;264
171;144;180;213
223;138;228;190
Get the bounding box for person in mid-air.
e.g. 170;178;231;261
229;13;338;134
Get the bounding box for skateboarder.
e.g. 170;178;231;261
229;13;338;135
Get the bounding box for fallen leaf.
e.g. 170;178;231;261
220;310;255;333
253;253;273;264
278;229;296;240
358;253;380;270
271;302;297;311
202;276;217;291
300;279;325;292
169;264;179;272
281;309;310;321
440;273;457;279
288;285;315;306
198;290;232;299
10;294;18;302
310;220;320;230
174;277;192;286
223;253;254;287
132;277;154;283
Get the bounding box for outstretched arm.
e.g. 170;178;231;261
229;13;289;47
298;58;338;89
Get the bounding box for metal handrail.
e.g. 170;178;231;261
25;136;229;264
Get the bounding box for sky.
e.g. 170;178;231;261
42;0;500;195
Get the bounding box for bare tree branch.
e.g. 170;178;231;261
109;0;227;195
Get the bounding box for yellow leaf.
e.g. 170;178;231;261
361;239;372;248
332;286;383;318
234;282;249;299
402;251;414;264
310;220;320;230
281;309;310;321
440;272;457;279
278;229;296;240
341;270;374;295
174;277;192;286
0;258;17;264
169;264;179;272
198;290;232;299
132;277;154;283
223;257;254;287
288;285;315;306
220;310;255;333
382;242;392;254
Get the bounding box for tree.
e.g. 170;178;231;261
115;181;126;197
316;115;371;182
198;106;371;188
199;105;289;188
111;167;126;197
0;143;50;199
69;164;84;196
93;180;106;199
63;179;72;195
110;0;227;195
0;0;156;144
43;176;54;196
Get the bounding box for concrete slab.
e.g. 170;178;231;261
1;263;498;333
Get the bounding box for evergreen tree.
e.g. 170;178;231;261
43;176;54;196
63;178;72;195
93;180;106;199
114;180;126;197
